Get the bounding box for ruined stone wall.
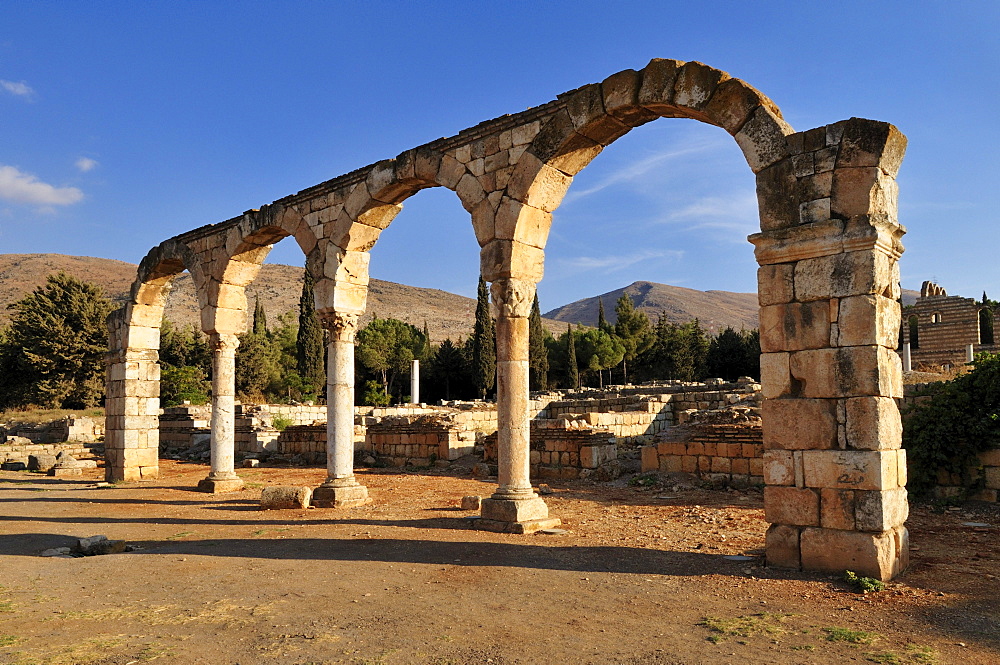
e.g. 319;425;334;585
901;289;999;369
1;416;104;444
365;410;495;466
0;442;104;465
641;423;764;487
484;422;616;480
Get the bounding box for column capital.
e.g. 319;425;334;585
320;311;360;343
490;278;536;319
210;332;240;353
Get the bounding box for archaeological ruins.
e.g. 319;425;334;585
899;280;999;370
104;58;910;579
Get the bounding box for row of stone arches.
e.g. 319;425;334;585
106;58;909;579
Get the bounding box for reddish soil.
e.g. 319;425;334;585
0;461;997;664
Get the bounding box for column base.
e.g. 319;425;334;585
197;474;245;494
312;483;370;508
766;524;909;582
474;496;560;534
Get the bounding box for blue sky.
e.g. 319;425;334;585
1;1;998;311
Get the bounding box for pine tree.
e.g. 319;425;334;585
472;276;496;399
566;323;579;390
529;293;549;390
296;270;326;396
614;293;652;384
252;296;268;336
0;272;113;408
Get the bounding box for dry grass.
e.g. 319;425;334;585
0;407;104;426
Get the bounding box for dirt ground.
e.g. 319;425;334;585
0;461;997;665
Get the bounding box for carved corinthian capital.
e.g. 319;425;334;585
321;312;360;343
490;278;536;319
210;333;241;353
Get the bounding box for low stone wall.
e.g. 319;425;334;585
0;441;104;464
484;421;617;480
367;417;477;467
2;416;104;444
641;422;764;487
271;425;327;464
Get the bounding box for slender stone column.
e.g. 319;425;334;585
410;359;420;405
313;312;369;508
478;278;560;533
199;333;244;493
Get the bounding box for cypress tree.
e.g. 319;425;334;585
472;276;496;399
529;293;549;390
597;297;610;331
566;323;579;391
614;293;652;384
252;296;268;336
422;321;432;360
296;270;326;396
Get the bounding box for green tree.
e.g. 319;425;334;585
356;317;425;403
252;296;268;336
235;330;273;399
429;338;466;400
614;293;652;384
160;365;210;407
0;272;113;408
159;319;211;376
706;327;750;380
565;324;579;390
529;293;549;390
471;276;496;399
296;270;325;396
577;328;625;388
597;297;610;332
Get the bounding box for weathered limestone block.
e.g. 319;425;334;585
735;106;792;173
480;240;545;283
703;78;775;135
260;486;312;510
763;450;794;486
764;486;819;526
793;250;894;302
601;69;654;126
28;454;57;472
494;198;552;249
506;152;573;213
673;61;728;112
831;167;899;221
759;301;831;352
757;263;794;307
759;352;791;398
761;399;837;450
854;488;908;532
789;346;902;399
835;118;908;176
837;294;900;348
765;524;801;569
801;450;902;490
844;397;902;450
461;495;482;511
753;159;798;230
799;526;908;581
564;83;629;145
820;488;856;530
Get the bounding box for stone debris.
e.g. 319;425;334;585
242;458;260;468
260;485;312;510
461;495;482;511
73;535;128;556
40;547;72;557
27;453;57;472
537;484;553;495
1;461;26;471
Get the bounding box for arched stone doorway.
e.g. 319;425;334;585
106;58;908;580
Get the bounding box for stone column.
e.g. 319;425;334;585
477;278;560;533
313;312;369;508
750;118;909;581
104;307;162;482
198;332;244;493
411;359;420;405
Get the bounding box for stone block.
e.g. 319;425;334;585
834;118;907;176
28;454;57;472
838;294;900;349
978;449;1000;466
673;61;727;111
198;475;245;494
637;58;681;113
759;352;791;398
640;445;658;472
761;399;837;450
799;526;908;581
312;483;370;508
734;105;792;174
461;495;482;511
845;397;902;450
260;486;312;510
765;524;801;569
801;450;900;490
757;263;794;306
793;250;893;302
984;466;1000;490
764;486;819;526
601;69;653;126
703;78;769;135
820;488;855;530
763;450;794;486
480;496;549;522
753;159;798;230
789;347;901;399
855;488;908;532
49;466;83;477
759;301;831;352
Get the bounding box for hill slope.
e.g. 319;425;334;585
545;281;759;334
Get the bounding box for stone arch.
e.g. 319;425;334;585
484;59;908;580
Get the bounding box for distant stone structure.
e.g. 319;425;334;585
899;281;999;369
106;58;909;579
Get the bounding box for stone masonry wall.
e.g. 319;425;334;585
641;423;764;487
901;286;999;369
484;421;617;480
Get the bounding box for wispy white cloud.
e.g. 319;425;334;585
1;79;35;99
561;142;717;204
0;165;84;206
558;248;682;273
75;157;99;173
657;191;759;236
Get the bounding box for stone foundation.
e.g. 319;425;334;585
642;423;764;487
